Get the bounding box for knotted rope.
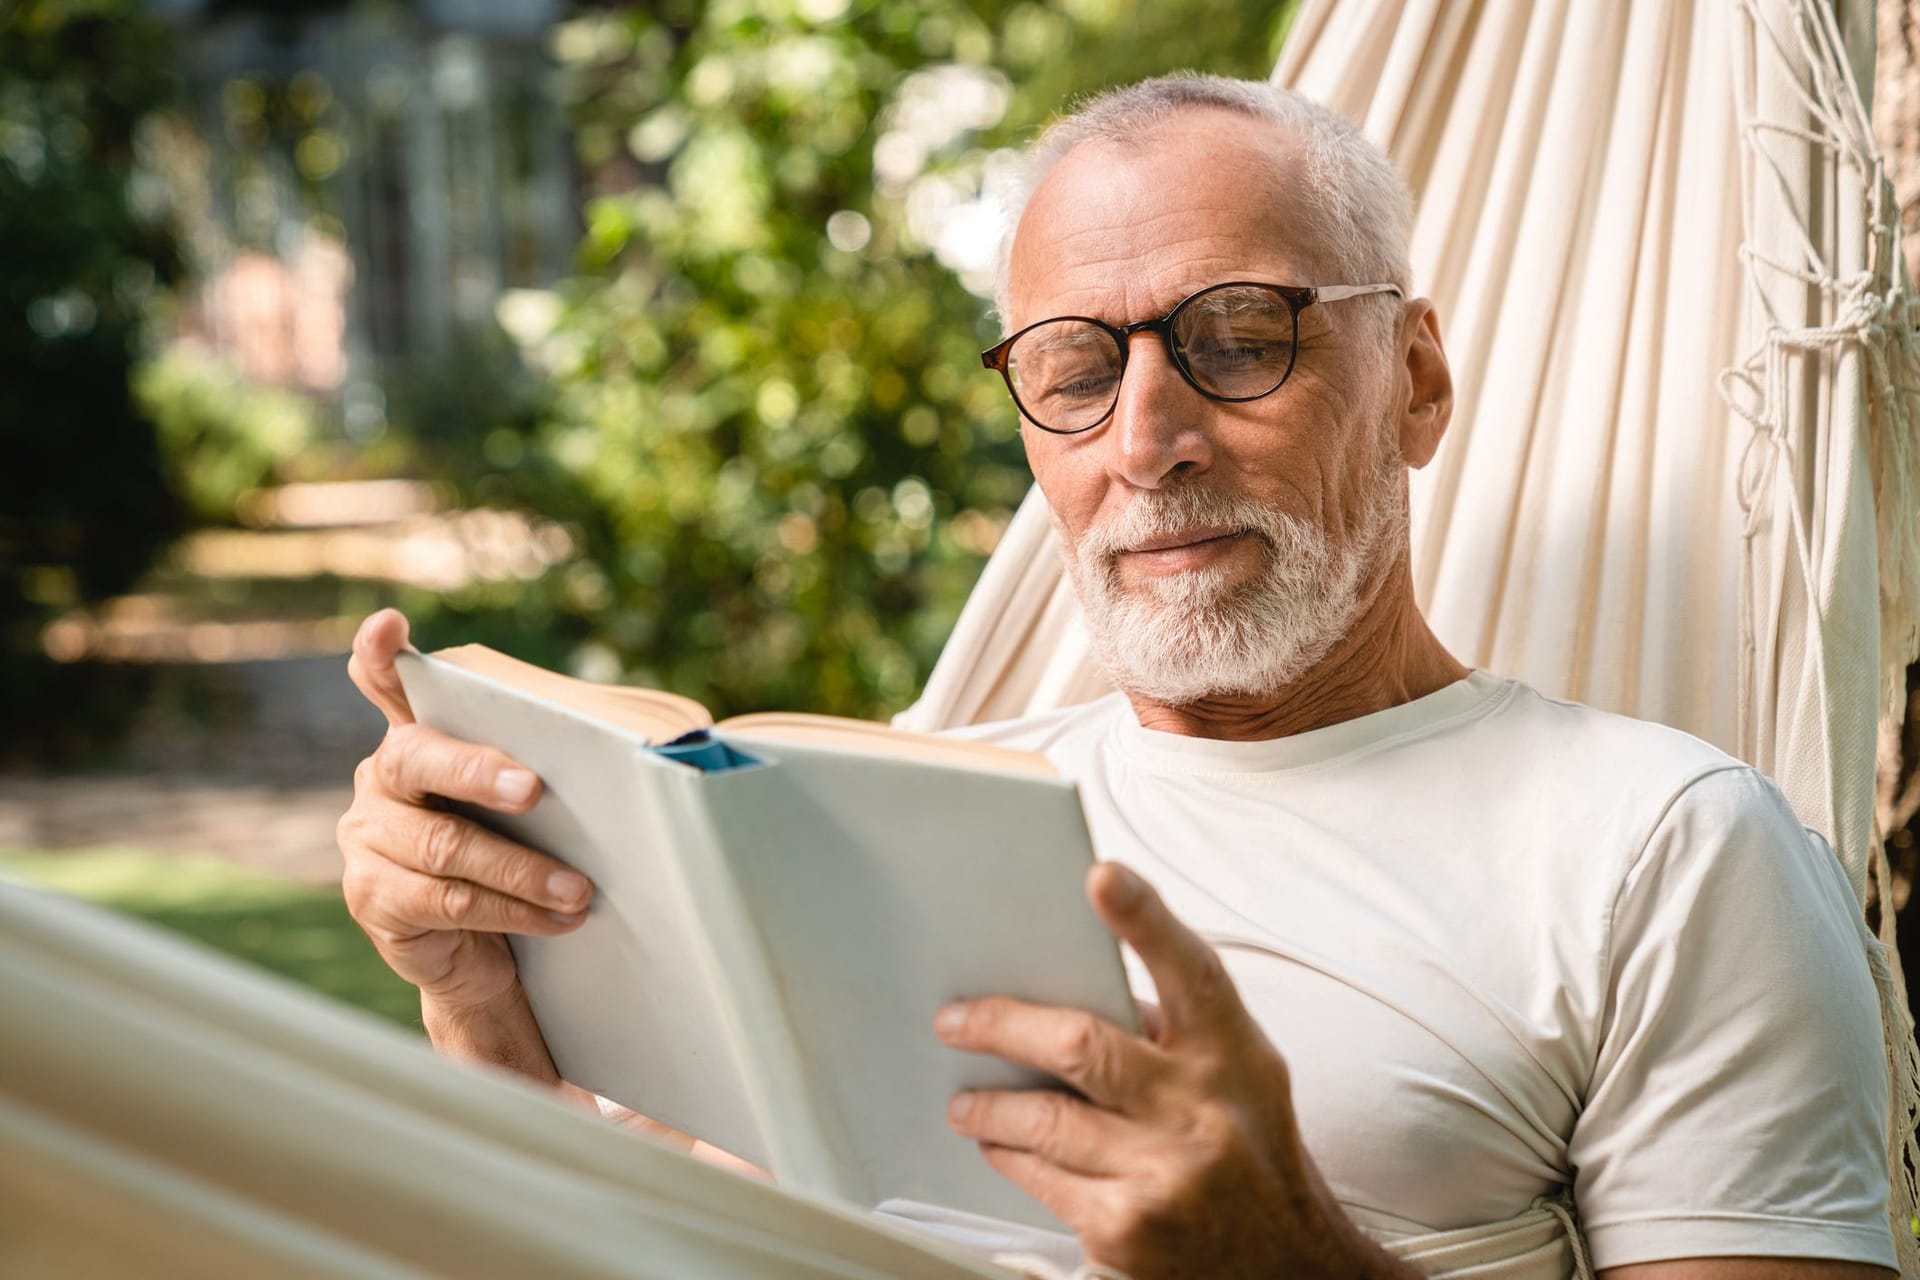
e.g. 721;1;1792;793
1723;1;1920;1271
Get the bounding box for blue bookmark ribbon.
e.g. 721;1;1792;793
653;729;760;773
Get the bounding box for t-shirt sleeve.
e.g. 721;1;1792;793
1569;765;1896;1270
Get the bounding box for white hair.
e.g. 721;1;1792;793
992;73;1414;324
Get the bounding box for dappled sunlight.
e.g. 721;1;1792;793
236;478;442;528
39;483;576;664
41;604;360;665
181;510;573;590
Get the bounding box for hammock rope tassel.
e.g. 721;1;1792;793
1726;0;1920;1271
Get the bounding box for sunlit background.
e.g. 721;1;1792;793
0;0;1297;1024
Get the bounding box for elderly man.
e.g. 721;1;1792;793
337;75;1897;1279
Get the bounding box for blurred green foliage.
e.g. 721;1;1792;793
136;350;322;525
0;0;184;743
417;0;1297;718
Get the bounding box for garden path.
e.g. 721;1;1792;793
1;654;382;882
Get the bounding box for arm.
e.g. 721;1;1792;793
421;984;573;1090
426;991;757;1174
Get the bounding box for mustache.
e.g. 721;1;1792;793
1073;487;1285;560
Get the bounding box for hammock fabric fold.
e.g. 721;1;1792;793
0;879;1013;1280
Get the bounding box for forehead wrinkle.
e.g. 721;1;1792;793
1008;158;1328;332
1015;220;1307;325
1043;258;1260;324
1107;122;1325;251
1098;195;1307;268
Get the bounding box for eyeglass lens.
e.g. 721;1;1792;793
1005;284;1298;432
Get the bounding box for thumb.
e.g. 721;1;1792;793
1088;861;1240;1043
346;608;417;726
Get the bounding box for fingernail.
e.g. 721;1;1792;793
547;870;591;909
1108;864;1144;908
495;769;538;806
934;1004;967;1039
549;908;589;927
948;1093;974;1123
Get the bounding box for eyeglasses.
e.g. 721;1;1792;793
980;280;1403;435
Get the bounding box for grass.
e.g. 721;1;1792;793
0;847;424;1032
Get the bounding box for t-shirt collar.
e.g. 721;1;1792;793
1109;669;1510;776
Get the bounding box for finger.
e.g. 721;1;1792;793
375;722;543;813
974;1141;1106;1234
934;997;1163;1110
948;1087;1136;1177
364;791;592;913
349;608;417;726
355;860;590;938
1087;862;1239;1041
1136;998;1165;1043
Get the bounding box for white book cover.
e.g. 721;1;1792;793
397;649;1137;1231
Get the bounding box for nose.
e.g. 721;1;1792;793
1107;330;1215;489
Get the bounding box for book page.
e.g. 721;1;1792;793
427;644;1050;778
432;644;712;745
699;734;1136;1228
717;712;1055;777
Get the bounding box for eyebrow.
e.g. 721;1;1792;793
1183;285;1285;317
1025;325;1115;352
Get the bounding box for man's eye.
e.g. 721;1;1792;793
1025;353;1117;399
1058;371;1118;397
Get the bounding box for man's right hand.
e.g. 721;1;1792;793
337;608;596;1016
335;611;760;1170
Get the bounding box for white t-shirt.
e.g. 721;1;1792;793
913;671;1895;1272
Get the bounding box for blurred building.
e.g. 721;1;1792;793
146;0;576;429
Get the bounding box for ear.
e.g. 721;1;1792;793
1395;299;1453;469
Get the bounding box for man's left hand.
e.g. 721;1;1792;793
934;861;1413;1280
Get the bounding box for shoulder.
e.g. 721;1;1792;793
1393;678;1855;989
1465;681;1867;1044
1473;677;1745;790
1464;677;1802;871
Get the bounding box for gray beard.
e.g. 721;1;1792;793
1059;454;1407;706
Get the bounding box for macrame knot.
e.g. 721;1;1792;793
1829;273;1891;347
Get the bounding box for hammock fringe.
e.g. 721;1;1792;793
1725;1;1920;1270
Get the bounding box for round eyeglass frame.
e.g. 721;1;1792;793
979;279;1404;435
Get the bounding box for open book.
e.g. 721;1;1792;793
396;645;1137;1231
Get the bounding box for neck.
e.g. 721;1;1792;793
1125;555;1469;741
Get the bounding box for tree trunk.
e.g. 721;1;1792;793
1872;0;1920;1031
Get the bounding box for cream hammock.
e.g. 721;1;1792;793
8;0;1920;1277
